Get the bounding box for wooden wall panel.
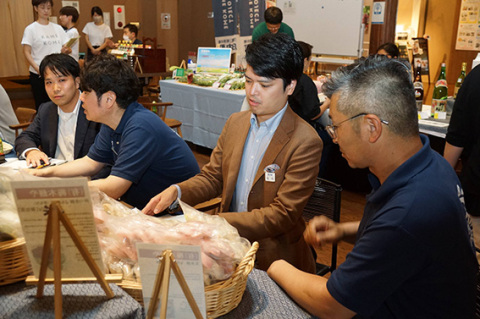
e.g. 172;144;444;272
369;0;399;54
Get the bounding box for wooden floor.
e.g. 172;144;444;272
189;143;366;275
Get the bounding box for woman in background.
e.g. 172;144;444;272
82;6;112;61
376;42;400;59
21;0;70;109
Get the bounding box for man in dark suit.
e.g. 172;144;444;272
143;34;323;273
15;53;100;167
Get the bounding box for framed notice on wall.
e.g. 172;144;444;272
455;0;480;51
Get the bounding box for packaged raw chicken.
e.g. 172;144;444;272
92;190;251;285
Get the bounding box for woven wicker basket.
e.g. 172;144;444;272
0;238;32;286
119;241;259;319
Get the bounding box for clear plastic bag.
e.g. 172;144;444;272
92;190;251;285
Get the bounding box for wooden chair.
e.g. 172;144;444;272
139;98;183;137
303;177;342;276
9;107;36;137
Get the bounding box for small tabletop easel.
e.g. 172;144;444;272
147;249;204;319
34;201;115;319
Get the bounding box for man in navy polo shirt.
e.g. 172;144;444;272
30;54;199;209
267;55;478;318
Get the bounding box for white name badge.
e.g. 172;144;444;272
265;172;275;182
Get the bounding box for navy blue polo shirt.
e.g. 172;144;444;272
88;102;199;209
327;135;477;318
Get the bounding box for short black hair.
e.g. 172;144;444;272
297;41;313;60
32;0;53;7
246;33;303;90
60;6;79;23
124;24;138;37
80;55;140;109
91;6;103;17
264;7;283;24
40;53;80;79
376;42;400;58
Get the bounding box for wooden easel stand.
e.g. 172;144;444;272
147;249;204;319
36;201;114;319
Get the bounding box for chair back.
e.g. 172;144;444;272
9;107;37;137
303;177;342;275
15;107;36;123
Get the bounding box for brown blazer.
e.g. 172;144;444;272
179;106;323;273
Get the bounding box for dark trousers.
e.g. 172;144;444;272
312;120;333;178
465;190;480;217
29;72;50;110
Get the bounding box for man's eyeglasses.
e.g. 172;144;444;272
325;113;389;139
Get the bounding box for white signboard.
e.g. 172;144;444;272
372;2;385;24
137;243;206;319
11;176;103;279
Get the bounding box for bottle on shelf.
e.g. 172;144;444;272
454;62;467;99
413;62;424;111
431;62;448;116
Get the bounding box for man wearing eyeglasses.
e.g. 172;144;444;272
268;55;477;318
252;7;294;42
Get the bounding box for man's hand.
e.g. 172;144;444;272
142;186;178;215
26;165;55;177
304;215;344;248
25;149;49;168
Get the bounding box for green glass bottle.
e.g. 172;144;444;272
454;62;467;99
431;63;448;116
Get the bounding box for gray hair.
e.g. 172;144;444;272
323;55;419;137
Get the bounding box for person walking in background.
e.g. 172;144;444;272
82;6;112;61
58;6;80;62
22;0;70;109
252;7;294;41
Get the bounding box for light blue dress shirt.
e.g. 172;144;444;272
230;104;288;212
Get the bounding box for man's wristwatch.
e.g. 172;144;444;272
166;198;180;214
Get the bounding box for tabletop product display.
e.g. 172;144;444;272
0;282;144;319
418;116;450;138
160;80;245;149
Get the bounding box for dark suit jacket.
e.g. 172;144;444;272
15;101;101;160
179;107;323;273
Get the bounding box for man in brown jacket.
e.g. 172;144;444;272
143;33;323;273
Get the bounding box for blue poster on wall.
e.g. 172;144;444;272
238;0;266;37
212;0;238;37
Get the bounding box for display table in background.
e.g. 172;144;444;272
160;80;246;149
418;117;450;138
0;282;144;319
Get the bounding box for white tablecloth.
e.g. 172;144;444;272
160;80;246;149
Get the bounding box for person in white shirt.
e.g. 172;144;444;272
15;54;101;168
21;0;70;110
59;6;80;62
82;6;113;61
0;84;19;145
